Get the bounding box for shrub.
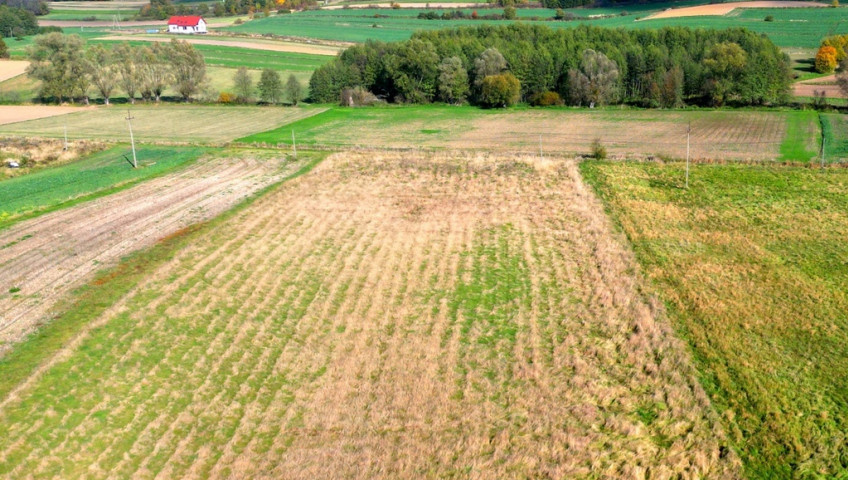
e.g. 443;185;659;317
233;18;244;24
340;86;379;106
764;15;774;21
591;138;607;159
479;72;520;108
832;0;839;7
530;91;563;106
503;6;516;19
218;91;235;103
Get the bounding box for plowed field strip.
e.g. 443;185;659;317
0;152;743;478
0;155;298;356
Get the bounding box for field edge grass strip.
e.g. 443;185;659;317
0;151;330;402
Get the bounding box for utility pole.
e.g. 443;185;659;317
291;130;297;158
126;110;137;168
63;123;68;151
685;121;691;189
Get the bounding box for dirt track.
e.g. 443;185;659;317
96;35;343;55
793;74;847;98
0;155;297;355
643;0;824;19
0;106;91;126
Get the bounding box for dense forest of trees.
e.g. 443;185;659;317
309;24;791;108
0;0;47;16
26;33;207;104
0;4;39;38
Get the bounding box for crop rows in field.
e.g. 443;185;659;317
0;152;740;478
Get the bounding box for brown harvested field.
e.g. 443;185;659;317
450;110;788;160
793;74;847;98
96;35;345;56
0;153;299;355
324;2;481;8
643;1;824;19
0;105;90;126
0;61;28;83
0;152;741;478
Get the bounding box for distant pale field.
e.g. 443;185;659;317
45;1;146;9
644;0;825;19
245;107;806;162
0;61;29;83
0;106;326;143
0;152;742;478
0;105;90;126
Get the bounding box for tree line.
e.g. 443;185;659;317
26;33;207;104
0;4;39;38
309;24;791;108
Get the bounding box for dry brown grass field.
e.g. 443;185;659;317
0;61;29;83
642;1;824;19
0;105;91;126
0;152;741;479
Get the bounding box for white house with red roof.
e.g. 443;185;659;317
167;16;207;34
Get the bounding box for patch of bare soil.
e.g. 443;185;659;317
0;61;29;83
794;74;847;98
643;1;824;19
0;155;296;355
0;106;90;126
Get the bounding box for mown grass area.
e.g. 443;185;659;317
821;112;848;161
779;109;819;162
0;105;324;143
581;160;848;479
236;104;487;145
0;145;205;228
42;8;135;20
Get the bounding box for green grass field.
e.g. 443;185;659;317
227;4;844;48
581;160;848;479
0;106;325;143
42;9;136;20
0;145;205;227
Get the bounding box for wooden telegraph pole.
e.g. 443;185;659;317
685;121;691;189
126;110;137;168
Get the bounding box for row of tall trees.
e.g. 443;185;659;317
310;24;791;108
26;33;206;104
230;67;303;104
137;0;316;19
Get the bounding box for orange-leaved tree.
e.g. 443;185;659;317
815;46;838;74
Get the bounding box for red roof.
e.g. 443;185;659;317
168;16;204;26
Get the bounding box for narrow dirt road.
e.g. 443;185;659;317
0;154;298;355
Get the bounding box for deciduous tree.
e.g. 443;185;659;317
26;33;87;103
437;56;468;104
169;39;206;101
479;72;520;107
815;45;838;74
233;66;253;103
257;68;282;104
285;73;303;105
114;42;141;104
86;44;117;105
566;49;619;106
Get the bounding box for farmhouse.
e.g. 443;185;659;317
167;16;207;34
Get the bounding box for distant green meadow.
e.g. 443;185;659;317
227;3;842;49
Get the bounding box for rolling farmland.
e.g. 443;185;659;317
0;152;741;478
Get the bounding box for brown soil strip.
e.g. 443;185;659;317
0;61;29;83
96;35;343;55
643;1;825;19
